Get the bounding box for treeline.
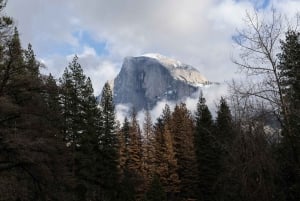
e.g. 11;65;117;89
0;1;299;201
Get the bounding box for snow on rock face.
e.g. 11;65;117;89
112;54;210;111
142;53;208;85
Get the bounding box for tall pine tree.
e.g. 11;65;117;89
153;104;180;199
98;82;119;200
277;30;300;201
171;103;198;200
194;95;220;201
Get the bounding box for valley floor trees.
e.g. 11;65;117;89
1;1;300;200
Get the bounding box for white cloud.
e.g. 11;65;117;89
5;0;300;96
116;83;229;131
41;45;119;95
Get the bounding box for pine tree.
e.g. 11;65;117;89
24;43;39;76
127;108;144;199
195;95;220;201
59;56;105;200
153;104;180;198
119;117;130;174
43;73;62;131
277;30;300;201
215;97;237;200
278;30;300;136
118;117;136;201
216;97;234;145
171;103;198;200
145;175;167;201
142;109;156;189
99;82;117;148
98;82;119;199
0;25;74;199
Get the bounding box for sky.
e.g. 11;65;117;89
4;0;300;94
4;0;300;101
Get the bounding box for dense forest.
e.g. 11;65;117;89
0;1;299;201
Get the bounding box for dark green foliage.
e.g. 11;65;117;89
216;97;234;145
277;30;300;201
0;20;73;200
214;97;236;200
1;3;300;200
100;82;117;148
119;169;136;201
98;82;119;199
59;56;108;200
194;95;221;201
145;175;166;201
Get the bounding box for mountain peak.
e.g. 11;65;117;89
140;53;208;86
112;54;210;110
141;53;183;68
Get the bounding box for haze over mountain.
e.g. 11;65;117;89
111;53;212;111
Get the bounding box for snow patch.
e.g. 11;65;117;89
141;53;208;85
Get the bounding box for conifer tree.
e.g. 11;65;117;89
98;82;119;199
44;74;62;125
216;97;234;145
142;109;156;188
59;56;103;200
24;43;39;76
153;104;180;198
99;82;117;148
119;117;130;174
127;108;144;199
145;175;167;201
118;117;136;201
215;97;236;200
59;56;86;147
171;103;198;200
277;30;300;201
195;95;220;201
0;24;73;199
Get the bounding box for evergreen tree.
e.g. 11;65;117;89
0;24;74;200
59;56;104;200
145;175;167;201
171;103;198;200
127;108;144;199
194;95;220;201
278;30;300;136
216;97;234;145
153;104;180;199
99;82;117;148
24;43;39;76
119;117;130;175
43;73;63;132
118;117;136;201
142;109;156;189
215;97;238;200
277;30;300;201
98;82;119;199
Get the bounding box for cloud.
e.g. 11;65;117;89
5;0;300;97
116;83;229;131
41;45;120;95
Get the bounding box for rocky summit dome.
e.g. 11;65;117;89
112;54;210;110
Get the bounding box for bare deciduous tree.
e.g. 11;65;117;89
232;9;299;129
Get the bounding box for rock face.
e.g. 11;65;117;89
113;54;209;110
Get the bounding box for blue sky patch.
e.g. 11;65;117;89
235;0;270;10
39;31;108;57
73;30;108;56
39;42;75;57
